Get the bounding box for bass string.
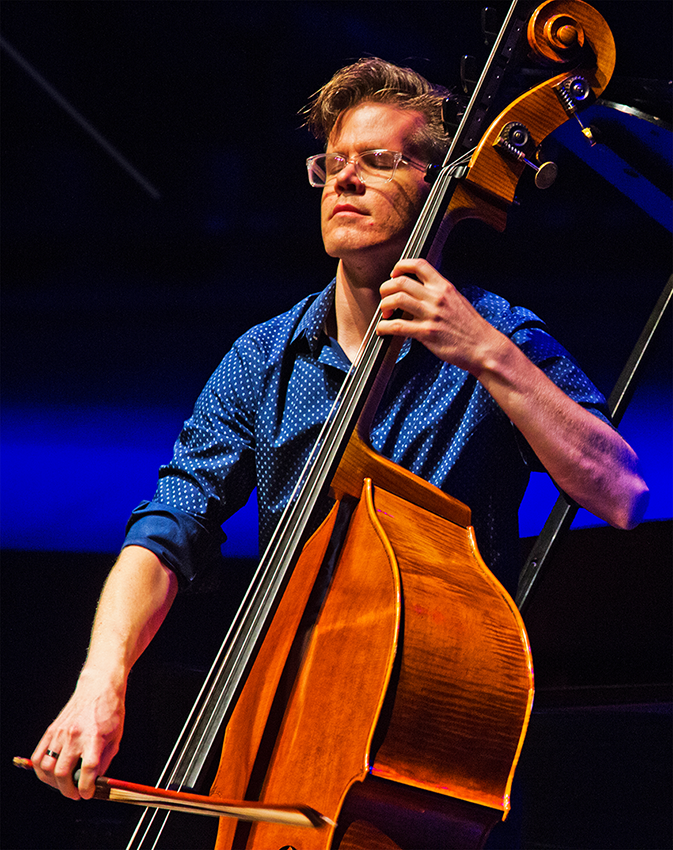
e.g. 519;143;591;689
170;153;470;782
131;3;573;843
171;154;476;768
130;150;474;850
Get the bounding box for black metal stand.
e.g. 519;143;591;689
516;273;672;614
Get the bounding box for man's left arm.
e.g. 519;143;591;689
378;258;649;530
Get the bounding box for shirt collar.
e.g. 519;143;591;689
291;278;336;354
290;276;413;363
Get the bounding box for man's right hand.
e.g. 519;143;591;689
29;546;178;799
31;669;126;799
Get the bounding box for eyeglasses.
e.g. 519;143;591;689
306;149;427;187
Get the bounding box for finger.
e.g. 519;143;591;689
379;278;427;320
381;274;437;320
379;291;425;321
52;752;83;800
32;746;82;799
376;315;426;340
75;736;119;799
76;735;121;799
391;257;434;280
380;274;425;299
31;738;61;786
76;761;99;800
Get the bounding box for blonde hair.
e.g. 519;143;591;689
304;57;455;163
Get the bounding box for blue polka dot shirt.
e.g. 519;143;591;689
124;278;609;595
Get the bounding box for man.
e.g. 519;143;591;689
32;58;648;805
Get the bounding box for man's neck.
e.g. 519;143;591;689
333;258;388;362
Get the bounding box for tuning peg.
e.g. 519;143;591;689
528;160;559;190
494;122;559;189
554;76;596;145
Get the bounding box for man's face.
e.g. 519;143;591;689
320;102;431;270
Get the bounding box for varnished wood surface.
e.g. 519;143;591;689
205;5;618;845
211;474;532;849
432;2;615;276
241;480;401;849
369;487;533;813
332;429;472;529
210;507;339;849
463;0;615;213
528;0;616;78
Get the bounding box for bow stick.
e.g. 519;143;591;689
13;758;331;829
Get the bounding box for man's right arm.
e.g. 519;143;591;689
31;546;179;800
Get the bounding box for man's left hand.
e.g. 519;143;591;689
377;258;503;376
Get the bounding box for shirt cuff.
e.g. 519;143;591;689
122;500;226;589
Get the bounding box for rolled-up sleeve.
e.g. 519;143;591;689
123;500;227;589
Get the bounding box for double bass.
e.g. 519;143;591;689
18;2;617;848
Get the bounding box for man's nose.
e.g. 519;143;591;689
334;160;364;192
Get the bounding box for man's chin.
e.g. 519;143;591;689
323;231;396;259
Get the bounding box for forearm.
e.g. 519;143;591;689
476;333;649;529
83;545;179;688
378;260;649;530
32;546;178;798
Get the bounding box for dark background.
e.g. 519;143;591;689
1;2;671;848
